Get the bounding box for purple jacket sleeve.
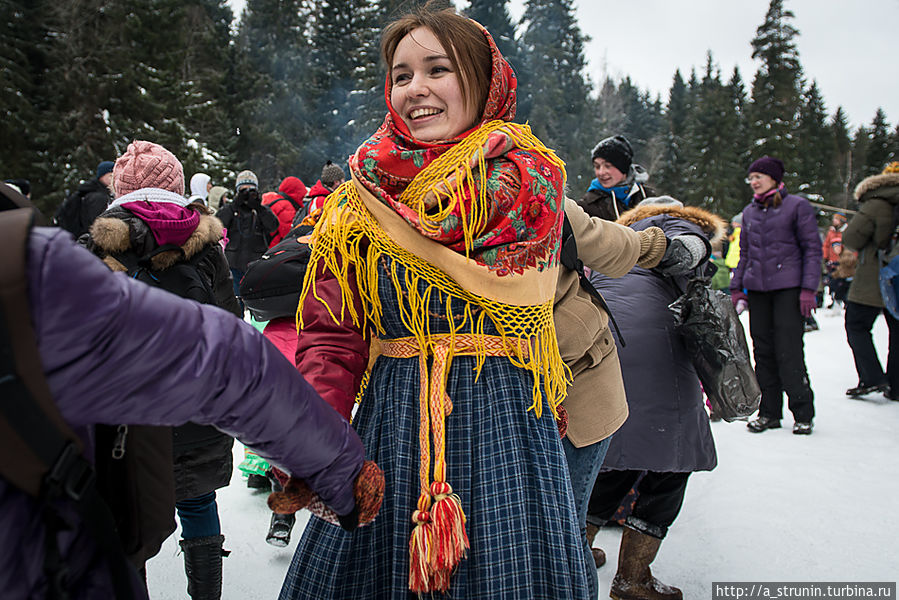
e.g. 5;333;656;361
795;198;823;292
28;228;362;515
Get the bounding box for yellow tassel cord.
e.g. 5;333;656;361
381;335;527;591
297;121;572;592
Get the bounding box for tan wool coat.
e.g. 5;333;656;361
554;198;667;447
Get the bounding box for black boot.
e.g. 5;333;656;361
247;473;270;489
610;527;682;600
180;534;226;600
746;416;781;433
266;512;296;547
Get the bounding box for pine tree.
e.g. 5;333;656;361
653;70;689;199
377;0;441;25
591;77;627;140
889;123;899;165
307;0;382;175
233;0;313;187
864;108;892;176
828;107;853;208
518;0;594;189
747;0;803;165
110;0;237;189
850;125;869;191
465;0;520;74
724;66;751;214
0;0;51;209
795;80;832;195
681;53;746;216
39;0;155;208
174;0;239;183
673;69;703;201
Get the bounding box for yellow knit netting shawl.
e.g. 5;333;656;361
298;121;571;418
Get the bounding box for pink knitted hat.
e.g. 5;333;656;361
113;140;185;198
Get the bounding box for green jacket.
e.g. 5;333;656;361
842;172;899;307
710;255;730;290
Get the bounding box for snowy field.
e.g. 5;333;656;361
146;306;899;599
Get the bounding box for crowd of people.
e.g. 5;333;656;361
2;4;898;600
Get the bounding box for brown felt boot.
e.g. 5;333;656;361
586;523;606;567
609;527;682;600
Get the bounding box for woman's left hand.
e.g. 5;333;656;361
799;289;817;317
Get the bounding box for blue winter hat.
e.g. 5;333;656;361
96;161;115;179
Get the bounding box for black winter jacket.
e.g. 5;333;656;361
217;197;279;272
577;165;655;221
55;178;113;238
84;203;241;499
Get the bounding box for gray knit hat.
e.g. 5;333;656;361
321;161;346;187
637;195;683;208
235;170;258;191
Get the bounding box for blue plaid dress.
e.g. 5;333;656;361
280;258;588;599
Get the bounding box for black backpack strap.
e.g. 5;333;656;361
278;192;309;225
114;243;216;304
0;210;137;600
113;244;184;280
276;192;302;212
560;214;626;347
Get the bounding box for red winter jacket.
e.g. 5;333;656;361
822;227;843;264
263;176;307;246
295;260;369;421
306;180;333;214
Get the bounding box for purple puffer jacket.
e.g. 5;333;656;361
730;190;822;293
0;227;364;599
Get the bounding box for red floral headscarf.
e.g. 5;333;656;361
349;21;565;275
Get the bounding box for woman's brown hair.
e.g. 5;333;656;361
381;5;493;121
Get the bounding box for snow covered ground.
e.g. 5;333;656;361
147;306;899;599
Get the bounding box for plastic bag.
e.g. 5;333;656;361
668;278;760;421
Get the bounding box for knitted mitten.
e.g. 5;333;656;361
268;460;384;527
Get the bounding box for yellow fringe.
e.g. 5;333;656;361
298;122;571;418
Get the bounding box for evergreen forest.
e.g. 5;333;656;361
2;0;896;219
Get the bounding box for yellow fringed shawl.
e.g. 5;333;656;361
298;121;571;417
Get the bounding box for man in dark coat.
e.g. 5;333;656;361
577;135;654;221
54;161;114;237
216;170;278;311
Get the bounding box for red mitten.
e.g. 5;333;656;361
268;460;385;527
556;404;569;439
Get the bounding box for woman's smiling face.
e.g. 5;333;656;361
390;27;478;142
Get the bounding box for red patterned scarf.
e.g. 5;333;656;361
349;24;566;275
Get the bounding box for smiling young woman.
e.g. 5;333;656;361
278;4;591;600
387;26;483;142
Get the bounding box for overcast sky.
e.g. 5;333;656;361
227;0;897;130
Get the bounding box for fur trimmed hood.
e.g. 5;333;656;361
854;172;899;201
89;208;225;272
616;204;727;246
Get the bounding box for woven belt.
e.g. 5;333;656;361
379;333;528;592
